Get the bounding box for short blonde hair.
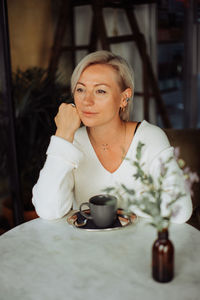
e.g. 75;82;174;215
71;50;134;121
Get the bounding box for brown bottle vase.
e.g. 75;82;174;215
152;228;174;283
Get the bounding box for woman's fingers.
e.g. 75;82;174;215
55;103;81;142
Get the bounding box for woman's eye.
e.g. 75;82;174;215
76;87;84;93
96;89;106;94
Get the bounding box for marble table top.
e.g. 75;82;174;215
0;214;199;300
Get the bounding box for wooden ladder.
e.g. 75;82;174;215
48;0;171;128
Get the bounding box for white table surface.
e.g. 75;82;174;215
0;214;199;300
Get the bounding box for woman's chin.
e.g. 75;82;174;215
81;120;96;127
80;118;98;127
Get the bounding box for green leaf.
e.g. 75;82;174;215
136;142;145;161
149;222;156;228
103;187;116;193
121;184;135;195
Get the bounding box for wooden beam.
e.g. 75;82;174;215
48;0;71;77
92;0;110;51
107;34;136;44
125;5;171;128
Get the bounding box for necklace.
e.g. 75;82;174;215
101;143;109;151
89;122;127;152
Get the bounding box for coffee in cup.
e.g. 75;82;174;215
79;194;117;228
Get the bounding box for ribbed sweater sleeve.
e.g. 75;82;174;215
32;136;83;220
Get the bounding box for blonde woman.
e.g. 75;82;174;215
32;50;192;223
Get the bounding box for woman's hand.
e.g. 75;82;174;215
54;103;81;142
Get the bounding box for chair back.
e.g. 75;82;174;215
164;129;200;211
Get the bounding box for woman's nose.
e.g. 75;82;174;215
83;92;94;106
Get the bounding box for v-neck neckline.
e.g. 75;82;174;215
84;121;144;175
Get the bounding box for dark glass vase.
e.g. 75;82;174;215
152;228;174;283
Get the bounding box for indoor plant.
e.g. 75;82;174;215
0;67;69;225
105;141;198;231
105;141;199;282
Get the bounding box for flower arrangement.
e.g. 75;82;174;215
105;142;199;232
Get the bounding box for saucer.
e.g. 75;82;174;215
67;208;138;231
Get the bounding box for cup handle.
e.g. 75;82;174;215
79;202;93;219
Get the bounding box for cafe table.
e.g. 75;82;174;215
0;212;199;300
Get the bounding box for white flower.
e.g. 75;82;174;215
174;147;199;197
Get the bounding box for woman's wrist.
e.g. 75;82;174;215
55;129;74;143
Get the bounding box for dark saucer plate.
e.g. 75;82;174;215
67;208;138;231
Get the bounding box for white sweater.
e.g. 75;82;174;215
32;120;192;223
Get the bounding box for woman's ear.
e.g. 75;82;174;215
124;88;132;99
120;88;132;108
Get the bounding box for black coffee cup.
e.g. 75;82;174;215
79;194;117;228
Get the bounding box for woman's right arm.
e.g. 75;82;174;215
32;136;83;220
32;103;82;220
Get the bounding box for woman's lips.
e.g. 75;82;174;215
82;111;98;116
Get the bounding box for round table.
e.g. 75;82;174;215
0;214;199;300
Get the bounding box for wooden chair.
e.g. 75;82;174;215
164;129;200;230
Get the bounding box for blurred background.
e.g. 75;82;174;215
0;0;200;233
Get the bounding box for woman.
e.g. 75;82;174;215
32;50;192;223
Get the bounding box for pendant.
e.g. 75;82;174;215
102;143;109;151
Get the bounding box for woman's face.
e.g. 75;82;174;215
74;64;130;128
